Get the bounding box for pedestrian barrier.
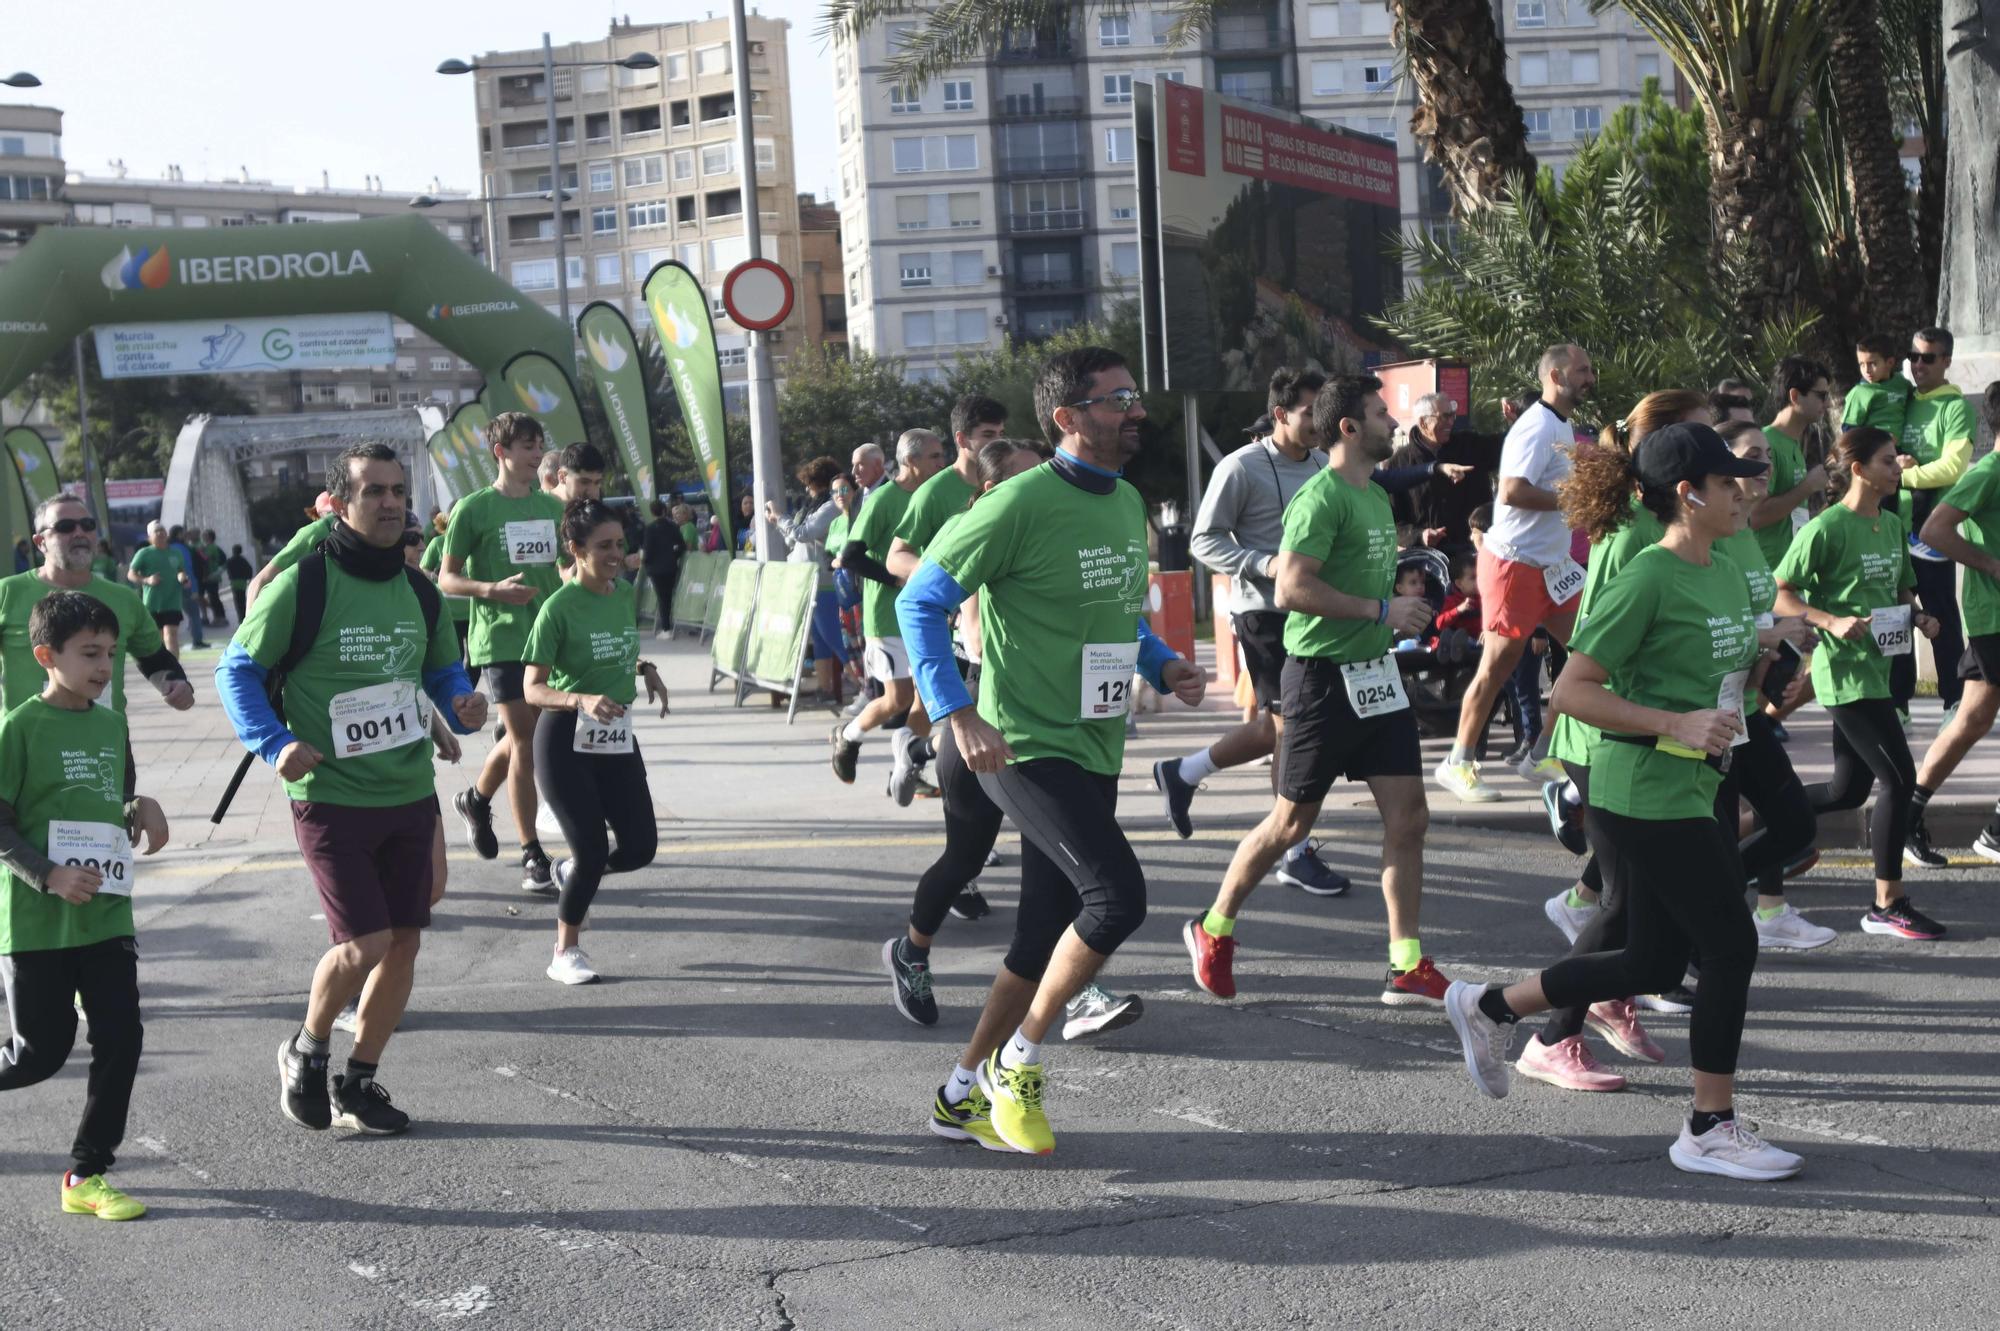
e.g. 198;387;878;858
699;554;735;640
707;558;761;692
739;562;817;723
671;551;724;639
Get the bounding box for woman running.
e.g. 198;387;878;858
1774;427;1947;940
523;499;667;985
1445;422;1803;1181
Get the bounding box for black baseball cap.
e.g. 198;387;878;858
1635;421;1767;489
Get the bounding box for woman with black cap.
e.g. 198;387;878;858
1442;421;1804;1181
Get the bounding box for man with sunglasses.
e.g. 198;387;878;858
0;497;195;716
1894;328;1974;726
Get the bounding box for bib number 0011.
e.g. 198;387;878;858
328;682;428;759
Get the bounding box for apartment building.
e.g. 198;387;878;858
468;15;802;411
833;1;1667;378
796;193;848;353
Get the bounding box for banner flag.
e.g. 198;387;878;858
447;400;494;489
2;427;64;512
499;351;590;455
642;261;731;547
426;426;463;506
576;301;655;502
77;431;113;533
0;433;31;558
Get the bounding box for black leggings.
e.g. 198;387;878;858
977;758;1145;982
1735;710;1817;896
1807;696;1914;883
1892;558;1963;710
533;708;658;926
0;937;143;1176
909;724;1004;938
648;570;678;630
1540;806;1758;1074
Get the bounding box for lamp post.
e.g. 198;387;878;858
409;189;573;275
437;42;658;358
1;73;41;88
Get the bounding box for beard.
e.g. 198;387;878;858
48;541;95;574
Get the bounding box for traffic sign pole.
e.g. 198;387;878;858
729;0;783;563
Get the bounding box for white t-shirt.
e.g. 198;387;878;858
1485;401;1575;566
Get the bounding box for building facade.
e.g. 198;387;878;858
796;193;848;354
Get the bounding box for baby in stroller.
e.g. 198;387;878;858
1390;547;1484;737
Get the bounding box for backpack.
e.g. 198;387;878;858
267;552;443;719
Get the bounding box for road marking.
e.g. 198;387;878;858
1546;1135;1616;1156
1150;1106;1243;1133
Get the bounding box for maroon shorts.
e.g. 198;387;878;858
290;796;439;943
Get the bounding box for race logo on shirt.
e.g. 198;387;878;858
1078;538;1150;612
1707;613;1754;666
334;620;423;678
58;744;121;805
1858;549;1899;588
588;626;639;668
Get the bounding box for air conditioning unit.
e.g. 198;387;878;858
993;313;1009;327
986;264;1001;277
751;41;766;54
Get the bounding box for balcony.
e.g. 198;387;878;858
1004;209;1087;234
998;151;1085;179
995;31;1075;63
993;93;1084;120
1014;272;1084;293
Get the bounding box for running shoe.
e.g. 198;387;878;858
978;1049;1053;1155
984;847;1003;867
60;1174;146;1221
1755;904;1838;951
948;888;992;921
1668;1117;1803;1181
1381;957;1450;1006
1275;842;1351;896
1433;759;1501;803
912;775;942;800
1062;984;1143;1041
1637;982;1696;1014
332;1075;411;1135
1909;533;1948;563
521;846;556;895
1443;981;1512;1099
1783;848;1819;879
828;721;859;784
1861;897;1946;940
1516;754;1566;785
1501;740;1532;769
889;727;924;807
1584;999;1665;1063
277;1035;331;1131
552;858;575;897
547;945;600;985
1152;758;1198;839
1182;916;1237;999
1542;780;1587;855
1544;889;1593;944
1975;829;2000;863
452;789;499;860
332;1001;360;1036
1939;701;1960;733
882;937;938;1026
1898;708;1913;735
930;1083;1012;1151
1903;818;1948;868
1514;1034;1626;1092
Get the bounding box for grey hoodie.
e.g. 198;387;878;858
1191;439;1324;613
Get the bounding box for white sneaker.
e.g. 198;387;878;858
1516;755;1566;784
547;945;599;985
1443;981;1512;1099
1543;889;1593;944
331;1002;361;1035
888;726;922;807
1434;759;1502;803
1668;1117;1803;1181
1754;904;1837;951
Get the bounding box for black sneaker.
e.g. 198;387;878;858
452;789;498;860
1637;982;1697;1014
1975;829;2000;864
277;1036;330;1131
1769;720;1791;743
881;937;938;1026
1903;817;1948;868
521;846;556;895
1152;758;1197;839
948;887;992;921
1861;896;1947;940
1274;842;1351;897
829;722;860;784
332;1075;411;1135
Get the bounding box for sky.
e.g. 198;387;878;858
1;0;842;200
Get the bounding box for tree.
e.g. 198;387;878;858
1880;0;1944;323
776;343;948;470
1826;0;1925;348
8;341;255;481
1394;2;1539;215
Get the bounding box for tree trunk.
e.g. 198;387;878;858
1394;0;1538;215
1708;97;1820;348
1828;0;1925;342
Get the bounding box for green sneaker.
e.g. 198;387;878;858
61;1173;146;1221
977;1048;1054;1155
929;1083;1015;1152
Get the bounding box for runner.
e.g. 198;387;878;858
522;499;666;985
218;442;487;1136
1773;427;1947;940
225;544;254;623
1435;344;1595;802
828;428;946;787
126;522;191;656
900;347;1204;1155
200;529;228;628
420;510;471;662
1443;422;1805;1181
0;591;170;1221
538;449;563;496
1182;374;1443;1004
439;412;567;893
1892;328;1975;726
768;456;847;706
1749;356;1832;567
245;494;338;609
166;526;208;649
552;443;606;504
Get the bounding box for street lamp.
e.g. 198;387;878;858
2;73;41;88
437;40;661;355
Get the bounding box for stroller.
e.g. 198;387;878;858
1388;547;1516;742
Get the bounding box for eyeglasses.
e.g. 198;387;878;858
1910;351;1942;364
1065;386;1144;414
43;517;98;535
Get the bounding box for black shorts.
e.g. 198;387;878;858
150;609;183;628
1958;633;2000;683
1233;610;1287;713
484;661;528;704
1277;656;1422;804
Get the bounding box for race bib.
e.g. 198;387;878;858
1718;669;1751;748
328;682;427;758
1080;641;1140;719
49;820;133;897
1755;612;1775;631
573;710;634;754
1542;556;1586;606
1871;605;1912;657
1340;653;1411;718
504;519;559;566
1790;506;1809;534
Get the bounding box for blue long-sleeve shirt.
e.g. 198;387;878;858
216;644;476;765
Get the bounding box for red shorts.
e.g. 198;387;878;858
291;796;438;943
1476;547;1579;642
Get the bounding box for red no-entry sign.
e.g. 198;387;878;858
721;259;795;331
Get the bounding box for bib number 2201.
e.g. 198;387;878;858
505;519;558;566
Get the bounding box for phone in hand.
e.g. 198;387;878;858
1759;640;1803;708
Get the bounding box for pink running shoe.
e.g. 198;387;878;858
1515;1034;1627;1092
1586;999;1666;1064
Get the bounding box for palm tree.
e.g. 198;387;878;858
1879;0;1944;323
1826;0;1924;346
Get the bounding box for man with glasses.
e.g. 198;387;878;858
1750;356;1833;569
1894;327;1975;725
0;497;195;715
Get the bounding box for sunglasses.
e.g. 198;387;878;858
1909;351;1942;364
1065;386;1144;413
44;517;98;535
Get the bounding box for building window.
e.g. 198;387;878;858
903;311;935;348
372;386;393;406
901;253;933;288
1104;73;1133;105
706;189;742;219
430;355;454;373
1519;53;1550;86
708;235;748;272
1572;105;1602;137
617;61;660;88
702;143;734;176
1105;126;1134;164
1306;3;1338;39
890;85;920;114
664;52;688;82
589;162;614;193
1364;116;1395;140
566;256;586;288
949;250;984;286
671;150;694;182
1517;0;1547;27
1524;109;1552;142
1571;50;1601;84
398;390;422;407
1311;61;1344;96
595;254;622;285
696;44;730;76
891;134;978;173
896;192;980;231
512;259;557;291
396;355;417;373
1154;68;1186;84
1360;3;1392;35
676;242;701;272
1362;64;1394;92
627;199;671;230
755;140;777;173
1099;15;1131;46
624;155;666;187
676;196;697;224
592;206;618;234
1109;241;1140;280
943;79;974;112
579;67;609;95
1636;54;1662;86
1108;184;1137;221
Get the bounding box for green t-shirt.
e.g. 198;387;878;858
1841;377;1912;440
827;513;850;559
0;572;164;714
271;516;337;575
234;560;461;807
127;545;184;615
1276;469;1397;663
524;580;641;706
443;487;566;667
1773;503;1916;705
680;521;698;549
1570;545;1759;820
1551;499;1664;767
849;480;916;639
893;466;976;556
1716;527;1777;618
201;543;226;584
1753;426;1808;567
1902;384;1975;474
0;697;133;953
926;464;1151;777
421;533;470;624
91;555;117;582
1939;451;2000;637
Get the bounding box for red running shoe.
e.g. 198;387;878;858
1381;956;1450;1006
1182;916;1236;999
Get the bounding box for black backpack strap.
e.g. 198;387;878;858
265;554;329;721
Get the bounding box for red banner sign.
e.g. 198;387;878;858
1218;102;1399;207
1162;80;1205;176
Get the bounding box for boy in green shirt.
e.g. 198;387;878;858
1840;333;1913;441
0;591;169;1221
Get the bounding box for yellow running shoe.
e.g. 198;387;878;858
61;1173;146;1221
929;1083;1016;1152
977;1049;1054;1155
